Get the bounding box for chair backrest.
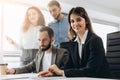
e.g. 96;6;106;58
106;31;120;78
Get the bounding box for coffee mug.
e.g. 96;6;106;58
0;63;8;75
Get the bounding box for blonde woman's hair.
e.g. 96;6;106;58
22;6;45;32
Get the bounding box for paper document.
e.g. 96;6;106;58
0;73;37;80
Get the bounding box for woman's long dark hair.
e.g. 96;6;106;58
68;7;94;40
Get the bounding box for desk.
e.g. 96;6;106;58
0;73;115;80
33;77;115;80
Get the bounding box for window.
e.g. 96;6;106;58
3;4;27;52
92;22;118;51
0;5;2;50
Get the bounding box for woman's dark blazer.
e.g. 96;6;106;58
60;31;111;78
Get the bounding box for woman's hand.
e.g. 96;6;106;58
48;64;64;76
6;36;15;45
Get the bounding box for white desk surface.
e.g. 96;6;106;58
0;73;115;80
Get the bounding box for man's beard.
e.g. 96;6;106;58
41;42;51;51
55;13;61;20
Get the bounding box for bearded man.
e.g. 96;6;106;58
6;27;69;74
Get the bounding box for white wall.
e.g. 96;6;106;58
59;2;120;25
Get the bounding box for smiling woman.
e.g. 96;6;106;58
4;5;46;66
0;4;53;51
0;1;54;68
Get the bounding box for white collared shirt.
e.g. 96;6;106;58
75;30;88;58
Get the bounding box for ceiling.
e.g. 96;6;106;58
58;0;120;17
1;0;120;23
1;0;120;17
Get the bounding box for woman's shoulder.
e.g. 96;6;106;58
91;33;102;40
88;32;103;43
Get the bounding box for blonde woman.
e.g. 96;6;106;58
6;6;45;66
